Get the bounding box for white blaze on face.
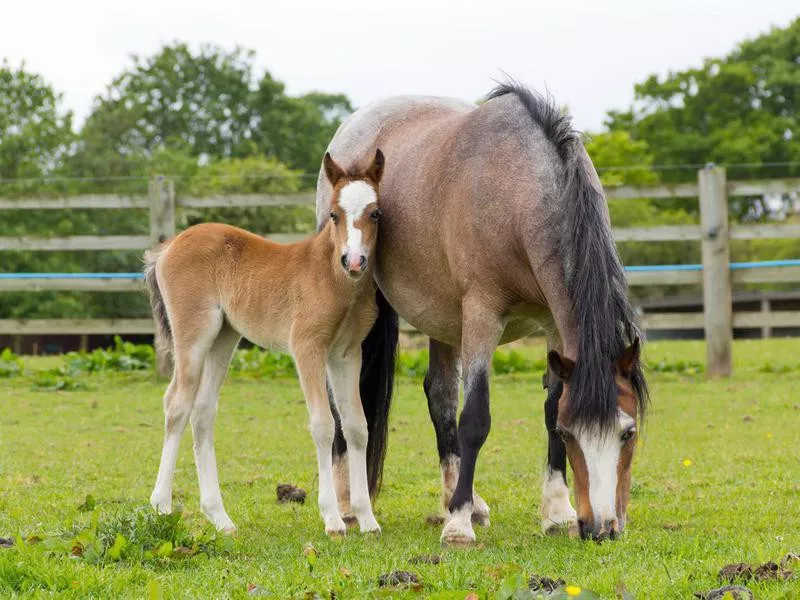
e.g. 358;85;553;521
337;180;376;259
575;410;635;526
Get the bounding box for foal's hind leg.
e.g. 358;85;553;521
424;339;490;526
541;344;578;536
191;325;240;532
150;307;223;518
328;351;380;533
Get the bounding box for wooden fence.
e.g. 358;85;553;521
1;168;799;376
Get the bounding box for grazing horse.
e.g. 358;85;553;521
145;150;388;536
316;83;648;544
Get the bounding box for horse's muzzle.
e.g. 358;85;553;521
579;517;620;541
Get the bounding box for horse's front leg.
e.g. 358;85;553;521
440;304;503;546
424;339;491;526
294;346;346;536
327;350;380;533
541;346;578;536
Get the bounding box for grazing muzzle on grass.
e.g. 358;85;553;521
548;339;641;541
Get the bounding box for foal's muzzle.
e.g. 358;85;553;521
341;253;367;277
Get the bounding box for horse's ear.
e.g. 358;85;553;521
617;337;641;377
324;152;346;187
548;350;575;382
366;148;385;185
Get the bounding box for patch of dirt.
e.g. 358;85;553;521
694;585;753;600
377;571;421;590
753;561;792;582
409;554;441;565
718;563;752;583
0;537;14;548
718;559;794;584
276;484;306;504
782;552;799;568
742;415;754;422
662;522;682;531
425;515;445;526
528;575;565;592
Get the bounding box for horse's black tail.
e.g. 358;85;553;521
143;245;173;359
332;289;398;498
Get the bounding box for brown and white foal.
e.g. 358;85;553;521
144;150;385;536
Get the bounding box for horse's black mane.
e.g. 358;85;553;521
487;81;649;431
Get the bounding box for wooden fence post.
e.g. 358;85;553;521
149;176;176;378
698;165;732;376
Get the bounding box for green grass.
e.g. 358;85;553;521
1;339;799;598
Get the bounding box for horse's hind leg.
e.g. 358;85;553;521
424;339;490;526
191;324;240;532
541;341;578;536
150;306;224;518
328;351;380;533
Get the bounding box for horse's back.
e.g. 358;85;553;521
317;92;569;346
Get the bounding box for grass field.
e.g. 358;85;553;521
1;339;799;599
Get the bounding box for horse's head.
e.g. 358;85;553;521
323;149;384;280
547;339;641;540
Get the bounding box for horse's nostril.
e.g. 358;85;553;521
359;255;367;268
341;255;348;269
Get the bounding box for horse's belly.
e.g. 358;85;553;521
378;270;463;347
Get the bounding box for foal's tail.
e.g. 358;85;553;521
143;244;173;357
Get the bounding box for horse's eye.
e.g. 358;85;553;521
330;211;339;223
621;427;636;442
555;426;570;441
370;208;381;221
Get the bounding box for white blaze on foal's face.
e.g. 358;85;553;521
338;180;377;266
323;150;384;278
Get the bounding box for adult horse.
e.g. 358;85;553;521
316;82;648;544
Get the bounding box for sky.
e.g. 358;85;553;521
2;1;797;132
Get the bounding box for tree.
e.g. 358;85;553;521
71;43;353;180
0;61;73;187
606;18;800;184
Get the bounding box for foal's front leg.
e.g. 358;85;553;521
328;351;380;533
294;348;346;536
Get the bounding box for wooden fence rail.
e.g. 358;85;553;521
1;171;799;376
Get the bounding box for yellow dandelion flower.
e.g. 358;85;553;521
766;432;773;439
565;585;582;596
682;459;693;467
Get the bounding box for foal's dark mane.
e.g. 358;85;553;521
487;81;649;431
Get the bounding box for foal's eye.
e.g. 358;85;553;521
620;427;636;442
370;208;381;221
330;211;339;223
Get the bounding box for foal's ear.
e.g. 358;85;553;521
548;351;575;382
324;152;346;186
616;337;641;377
365;148;385;185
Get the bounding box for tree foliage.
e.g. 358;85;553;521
606;18;800;182
0;61;73;183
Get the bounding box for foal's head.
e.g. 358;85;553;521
548;339;642;540
323;149;384;279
